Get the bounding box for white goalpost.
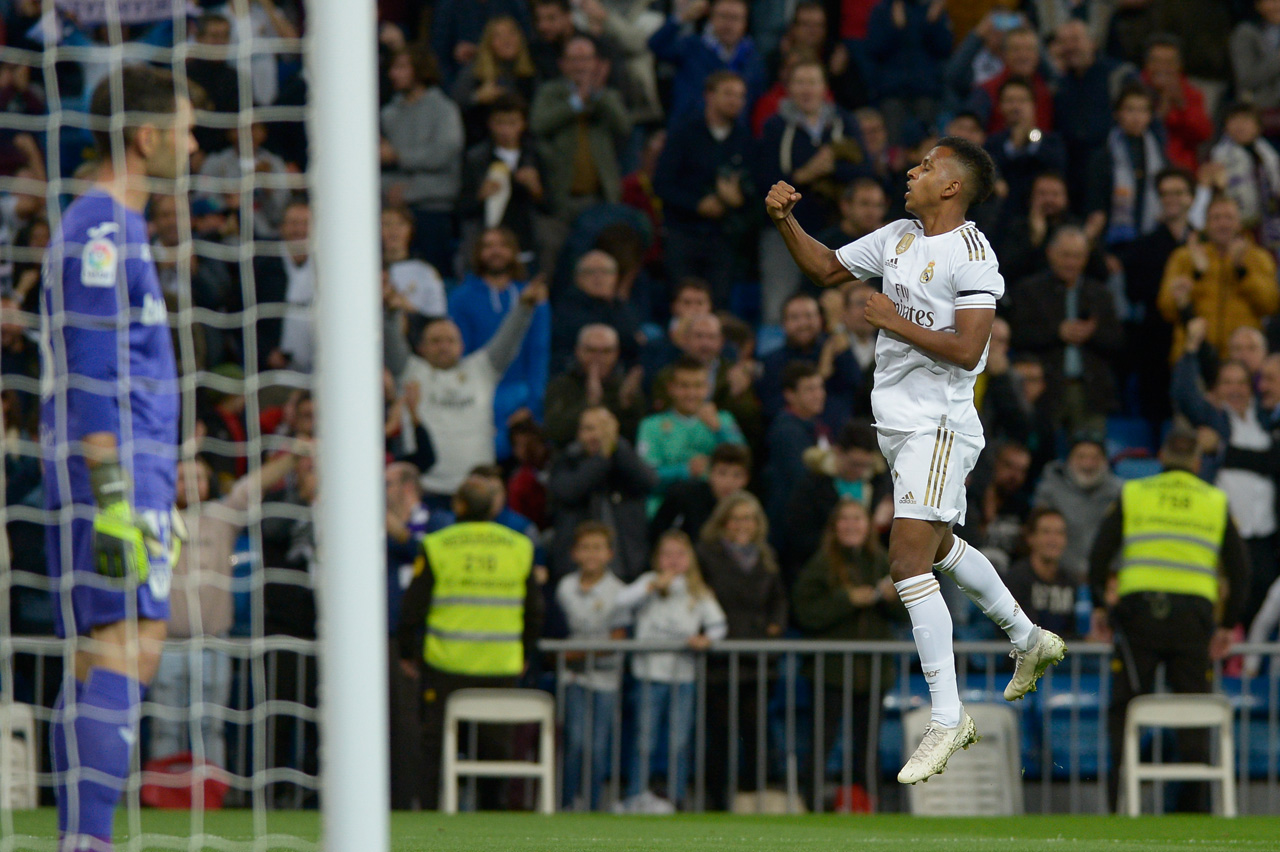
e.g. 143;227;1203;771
307;1;390;850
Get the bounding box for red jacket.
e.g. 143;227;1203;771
1141;71;1213;171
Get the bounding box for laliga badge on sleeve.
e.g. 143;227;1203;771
81;222;120;287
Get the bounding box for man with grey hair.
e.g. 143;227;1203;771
545;322;647;446
1010;225;1123;434
551;248;643;369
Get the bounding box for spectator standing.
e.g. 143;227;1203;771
1172;317;1277;627
381;205;447;318
1230;0;1280;114
757;292;863;433
384;460;454;809
253;199;314;372
449;227;553;460
185;14;239;155
1140;35;1213;173
453;17;540;145
431;0;532;84
637;356;747;513
1009;227;1123;435
1089;424;1250;812
955;442;1034;575
792;498;902;804
983;78;1067;223
392;280;547;501
764;361;829;526
199;122;291;240
864;0;952;142
648;0;766;125
548;406;658;582
651;443;752;543
1005;507;1082;641
551;249;643;369
968;25;1053;135
653;71;754;307
397;476;544;811
545;324;646;446
1086;84;1167;248
1209;104;1280;255
1157;195;1279;363
996;171;1088;291
615;531;727;812
459;93;546;269
380;45;465;274
816;177;889;251
1032;436;1122;581
530;34;632;224
767;2;866;110
696;492;787;810
555;522;631;810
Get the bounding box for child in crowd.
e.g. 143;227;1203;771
615;530;727;813
554;522;630;810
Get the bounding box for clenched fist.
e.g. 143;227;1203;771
864;291;900;331
765;181;801;221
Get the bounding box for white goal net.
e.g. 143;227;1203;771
0;1;386;849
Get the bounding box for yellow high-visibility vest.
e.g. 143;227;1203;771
422;522;533;676
1117;469;1228;604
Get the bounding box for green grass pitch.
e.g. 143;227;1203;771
5;810;1278;851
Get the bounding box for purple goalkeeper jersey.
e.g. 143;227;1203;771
40;189;179;512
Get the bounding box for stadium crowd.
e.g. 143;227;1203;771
8;0;1280;816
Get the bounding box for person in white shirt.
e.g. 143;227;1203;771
614;530;726;813
554;521;631;811
764;135;1065;785
381;205;447;317
392;279;547;500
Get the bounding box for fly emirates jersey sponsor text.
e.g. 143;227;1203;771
835;219;1003;436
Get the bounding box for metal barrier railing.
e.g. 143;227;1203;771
539;638;1280;815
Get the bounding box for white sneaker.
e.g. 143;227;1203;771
1004;628;1066;701
636;790;675;814
897;709;979;785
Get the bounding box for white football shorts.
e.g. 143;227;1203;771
877;425;984;526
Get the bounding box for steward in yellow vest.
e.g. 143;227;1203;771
396;475;543;810
1087;423;1250;814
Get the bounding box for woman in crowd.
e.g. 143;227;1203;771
792;498;902;809
695;491;788;810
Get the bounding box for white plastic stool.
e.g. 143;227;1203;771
1121;693;1236;817
0;702;39;809
442;688;555;814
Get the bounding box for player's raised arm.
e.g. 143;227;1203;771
864;291;994;371
764;181;855;289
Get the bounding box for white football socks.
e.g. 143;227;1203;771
895;573;961;727
935;536;1037;652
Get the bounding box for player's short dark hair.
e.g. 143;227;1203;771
573;520;614;546
934;135;996;206
836;420;878;452
704;69;744;94
997;76;1035;101
671;355;710;379
710;442;752;470
781;360;821;393
90;65;180;156
1154;166;1195;194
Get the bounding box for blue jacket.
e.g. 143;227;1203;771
648;17;766;125
765;409;823;527
865;0;952;101
448;276;552;459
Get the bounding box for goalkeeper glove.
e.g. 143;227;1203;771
89;462;162;584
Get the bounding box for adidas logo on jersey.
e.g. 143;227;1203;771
899;492;916;504
885;257;898;269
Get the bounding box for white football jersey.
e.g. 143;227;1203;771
836;219;1003;436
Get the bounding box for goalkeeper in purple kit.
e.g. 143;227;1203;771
42;66;195;852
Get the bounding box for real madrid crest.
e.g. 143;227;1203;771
919;261;935;283
895;233;915;255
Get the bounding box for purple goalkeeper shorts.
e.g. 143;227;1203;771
47;508;173;638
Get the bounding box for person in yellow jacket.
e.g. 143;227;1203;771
398;475;544;810
1157;194;1278;363
1088;423;1250;813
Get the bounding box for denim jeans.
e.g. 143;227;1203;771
148;645;232;768
561;684;617;810
628;679;695;805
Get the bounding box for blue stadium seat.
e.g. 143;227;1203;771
1114;457;1164;481
1107;416;1154;457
